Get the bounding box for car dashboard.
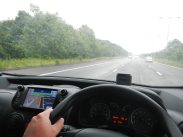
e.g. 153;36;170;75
0;75;183;137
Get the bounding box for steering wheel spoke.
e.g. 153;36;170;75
58;125;82;137
59;128;128;137
59;129;82;137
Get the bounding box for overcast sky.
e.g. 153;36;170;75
1;0;183;54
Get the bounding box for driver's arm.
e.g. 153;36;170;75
23;108;64;137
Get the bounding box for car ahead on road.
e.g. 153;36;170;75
145;56;153;63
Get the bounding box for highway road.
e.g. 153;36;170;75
5;57;183;86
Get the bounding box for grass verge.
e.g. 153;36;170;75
0;57;115;70
155;58;183;69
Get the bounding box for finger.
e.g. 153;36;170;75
53;118;64;133
40;108;53;117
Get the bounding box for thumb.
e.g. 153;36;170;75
52;118;64;134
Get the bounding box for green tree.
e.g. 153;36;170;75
0;5;128;60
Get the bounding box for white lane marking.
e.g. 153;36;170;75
39;62;110;76
156;71;163;76
113;69;118;72
156;62;183;71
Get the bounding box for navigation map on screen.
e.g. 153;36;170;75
23;88;58;110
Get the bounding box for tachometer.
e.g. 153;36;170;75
89;103;110;123
131;108;154;133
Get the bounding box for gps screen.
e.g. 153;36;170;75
23;88;58;110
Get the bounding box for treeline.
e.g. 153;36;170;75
0;5;127;59
146;39;183;63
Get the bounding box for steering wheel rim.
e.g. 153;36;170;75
50;84;182;137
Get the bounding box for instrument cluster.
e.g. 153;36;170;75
79;96;157;135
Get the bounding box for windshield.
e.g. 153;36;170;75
1;0;183;86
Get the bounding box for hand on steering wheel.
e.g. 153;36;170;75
23;108;64;137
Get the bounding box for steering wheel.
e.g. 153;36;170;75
50;84;183;137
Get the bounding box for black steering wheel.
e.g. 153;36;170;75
50;84;182;137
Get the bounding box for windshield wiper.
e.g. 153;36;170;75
0;72;35;77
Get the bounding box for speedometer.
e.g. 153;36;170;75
131;108;154;133
89;103;110;123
